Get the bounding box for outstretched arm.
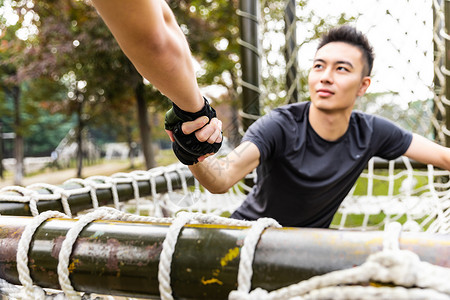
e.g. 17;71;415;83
189;141;261;193
166;116;258;192
404;133;450;170
91;0;203;113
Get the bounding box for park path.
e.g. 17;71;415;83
0;160;141;188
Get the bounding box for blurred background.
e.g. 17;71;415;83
0;0;448;187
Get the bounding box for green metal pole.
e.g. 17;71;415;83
285;0;299;103
445;0;450;146
238;0;261;132
433;0;444;143
0;169;195;216
238;0;261;189
0;217;449;299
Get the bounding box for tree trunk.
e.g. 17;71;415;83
12;86;24;185
0;120;4;180
126;123;135;168
135;81;156;169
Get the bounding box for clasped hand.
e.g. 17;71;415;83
165;116;223;163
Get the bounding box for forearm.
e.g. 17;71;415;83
91;0;203;112
189;157;232;194
188;141;261;193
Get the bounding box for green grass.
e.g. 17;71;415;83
332;169;440;230
352;169;430;196
331;212;435;231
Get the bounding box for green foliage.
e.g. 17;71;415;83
171;0;240;87
24;108;74;156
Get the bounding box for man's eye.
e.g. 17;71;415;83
337;66;349;71
313;64;323;69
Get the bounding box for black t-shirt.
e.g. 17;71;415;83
232;102;413;228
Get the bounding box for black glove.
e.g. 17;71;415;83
165;97;222;165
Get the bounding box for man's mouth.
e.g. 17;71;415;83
316;89;334;97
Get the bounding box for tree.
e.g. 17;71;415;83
11;0;161;173
0;3;35;185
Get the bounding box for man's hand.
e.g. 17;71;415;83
166;117;222;162
164;98;223;165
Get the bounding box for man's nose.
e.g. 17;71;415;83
320;68;333;84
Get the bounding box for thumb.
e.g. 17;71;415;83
182;116;209;135
165;129;175;142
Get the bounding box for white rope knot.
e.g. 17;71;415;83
383;222;402;251
32;184;73;218
0;186;41;216
64;178;99;209
228;287;270;300
365;250;422;287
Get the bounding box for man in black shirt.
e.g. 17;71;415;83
172;26;450;227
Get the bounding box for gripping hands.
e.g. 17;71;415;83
165;97;222;165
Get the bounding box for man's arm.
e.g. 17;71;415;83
404;133;450;170
189;141;261;193
90;0;203;112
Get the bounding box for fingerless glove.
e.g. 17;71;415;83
164;97;222;165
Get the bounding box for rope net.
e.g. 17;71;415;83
0;158;449;299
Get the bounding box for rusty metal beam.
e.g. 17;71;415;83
0;216;449;299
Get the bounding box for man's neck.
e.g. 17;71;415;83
308;104;352;141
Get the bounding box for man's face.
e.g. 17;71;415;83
308;42;371;113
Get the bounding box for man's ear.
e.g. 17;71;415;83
357;76;371;97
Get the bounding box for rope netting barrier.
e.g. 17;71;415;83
335;157;450;233
0;159;449;299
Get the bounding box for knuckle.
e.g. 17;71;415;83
196;131;207;142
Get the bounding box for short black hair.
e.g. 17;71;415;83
317;25;374;77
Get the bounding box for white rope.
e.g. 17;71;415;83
17;210;69;299
84;176;117;209
0;186;41;216
26;184;74;218
158;211;192;300
64;178;99;209
383;222;402;251
112;172;141;214
57;208;117;299
27;183;69;216
238;218;281;294
229;222;450;300
149;167;165;217
0;278;23;299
